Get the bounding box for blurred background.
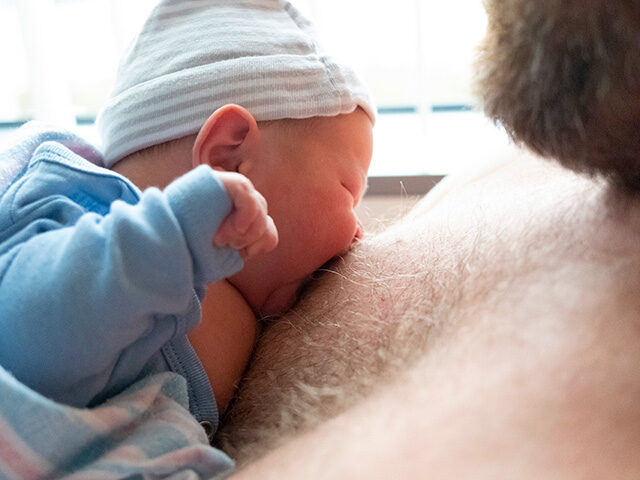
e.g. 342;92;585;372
0;0;513;180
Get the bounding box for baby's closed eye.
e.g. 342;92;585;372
341;178;367;207
341;180;360;205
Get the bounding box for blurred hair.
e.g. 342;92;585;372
474;0;640;189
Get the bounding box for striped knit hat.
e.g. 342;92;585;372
97;0;376;167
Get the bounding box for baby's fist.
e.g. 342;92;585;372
213;171;278;259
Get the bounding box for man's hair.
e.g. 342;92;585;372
475;0;640;189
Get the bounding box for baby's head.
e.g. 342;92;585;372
97;0;375;315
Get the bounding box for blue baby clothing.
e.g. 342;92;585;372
0;368;235;479
0;124;244;432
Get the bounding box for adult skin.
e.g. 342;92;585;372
217;151;640;478
217;0;640;475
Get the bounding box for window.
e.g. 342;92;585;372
296;0;486;110
0;0;155;124
0;0;30;123
0;0;512;177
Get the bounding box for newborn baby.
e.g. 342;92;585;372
0;0;374;446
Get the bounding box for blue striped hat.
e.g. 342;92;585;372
97;0;376;167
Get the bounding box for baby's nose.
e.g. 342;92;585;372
353;219;364;243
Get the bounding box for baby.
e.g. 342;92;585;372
0;0;374;441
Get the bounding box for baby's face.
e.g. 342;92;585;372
229;109;373;316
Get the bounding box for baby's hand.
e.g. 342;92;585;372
213;171;278;259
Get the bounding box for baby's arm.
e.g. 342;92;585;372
0;164;272;407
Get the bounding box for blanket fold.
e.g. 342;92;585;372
0;366;233;479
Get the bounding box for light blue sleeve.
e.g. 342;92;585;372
0;164;243;406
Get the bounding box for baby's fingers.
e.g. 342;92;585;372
242;215;278;259
231;188;268;234
213;219;235;247
213;210;278;257
227;207;269;249
213;181;267;247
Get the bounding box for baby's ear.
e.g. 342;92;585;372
192;104;259;172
